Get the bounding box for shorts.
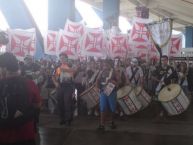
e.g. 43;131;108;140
99;90;117;113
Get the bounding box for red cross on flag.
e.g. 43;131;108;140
57;30;80;59
81;29;106;57
109;34;128;58
64;19;85;36
44;30;58;55
169;35;182;57
130;18;150;42
131;22;149;42
129;17;151;49
7;29;35;59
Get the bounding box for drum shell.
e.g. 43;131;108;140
158;84;190;116
161;89;190;116
117;86;142;115
80;86;99;109
135;87;152;109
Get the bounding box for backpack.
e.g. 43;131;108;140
0;76;35;128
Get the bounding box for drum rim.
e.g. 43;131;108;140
80;85;96;97
158;86;182;102
134;86;143;96
117;85;133;99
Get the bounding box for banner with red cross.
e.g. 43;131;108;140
57;30;80;59
7;28;35;60
169;35;182;57
64;19;85;36
109;34;128;58
81;29;106;57
149;34;182;58
129;17;151;50
44;30;58;55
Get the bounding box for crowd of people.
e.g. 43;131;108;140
1;50;193;144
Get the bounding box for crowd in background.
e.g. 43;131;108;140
1;51;193;144
18;55;193;117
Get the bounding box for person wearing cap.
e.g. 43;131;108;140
0;52;41;145
52;52;76;125
125;57;144;87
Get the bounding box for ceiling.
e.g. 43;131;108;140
81;0;193;31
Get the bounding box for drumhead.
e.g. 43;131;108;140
117;85;132;99
158;84;181;102
134;86;142;96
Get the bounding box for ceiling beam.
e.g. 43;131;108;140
151;8;193;26
158;1;193;17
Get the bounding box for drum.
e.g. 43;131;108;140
158;84;190;116
134;86;152;109
117;85;142;115
80;85;99;109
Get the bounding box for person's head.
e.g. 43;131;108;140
59;52;68;63
114;57;120;67
0;52;18;78
88;60;96;70
102;59;113;70
130;58;138;67
24;55;33;65
179;62;187;73
161;55;169;67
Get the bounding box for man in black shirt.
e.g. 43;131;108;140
152;55;178;96
151;55;178;120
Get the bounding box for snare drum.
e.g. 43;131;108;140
117;85;142;115
80;85;99;109
158;84;190;116
134;86;152;110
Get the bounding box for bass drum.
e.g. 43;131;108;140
117;85;142;115
158;84;190;116
80;85;99;109
134;86;152;110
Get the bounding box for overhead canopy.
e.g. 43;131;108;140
82;0;193;31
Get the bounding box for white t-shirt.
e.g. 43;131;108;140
126;66;144;86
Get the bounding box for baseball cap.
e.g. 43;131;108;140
131;58;138;65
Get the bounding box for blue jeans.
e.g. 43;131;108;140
99;90;117;113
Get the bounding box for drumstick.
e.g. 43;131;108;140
151;76;161;83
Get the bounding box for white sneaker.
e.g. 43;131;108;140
119;111;124;117
74;108;78;117
94;110;99;116
87;109;92;115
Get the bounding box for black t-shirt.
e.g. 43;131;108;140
152;65;178;86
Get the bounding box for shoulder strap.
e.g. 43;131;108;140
129;67;139;82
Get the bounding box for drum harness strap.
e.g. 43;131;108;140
155;66;170;95
180;77;185;86
178;72;186;86
130;67;139;85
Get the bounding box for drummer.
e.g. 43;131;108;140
125;58;144;88
96;59;117;131
151;55;178;119
151;55;178;96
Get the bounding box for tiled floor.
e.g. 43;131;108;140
37;102;193;145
